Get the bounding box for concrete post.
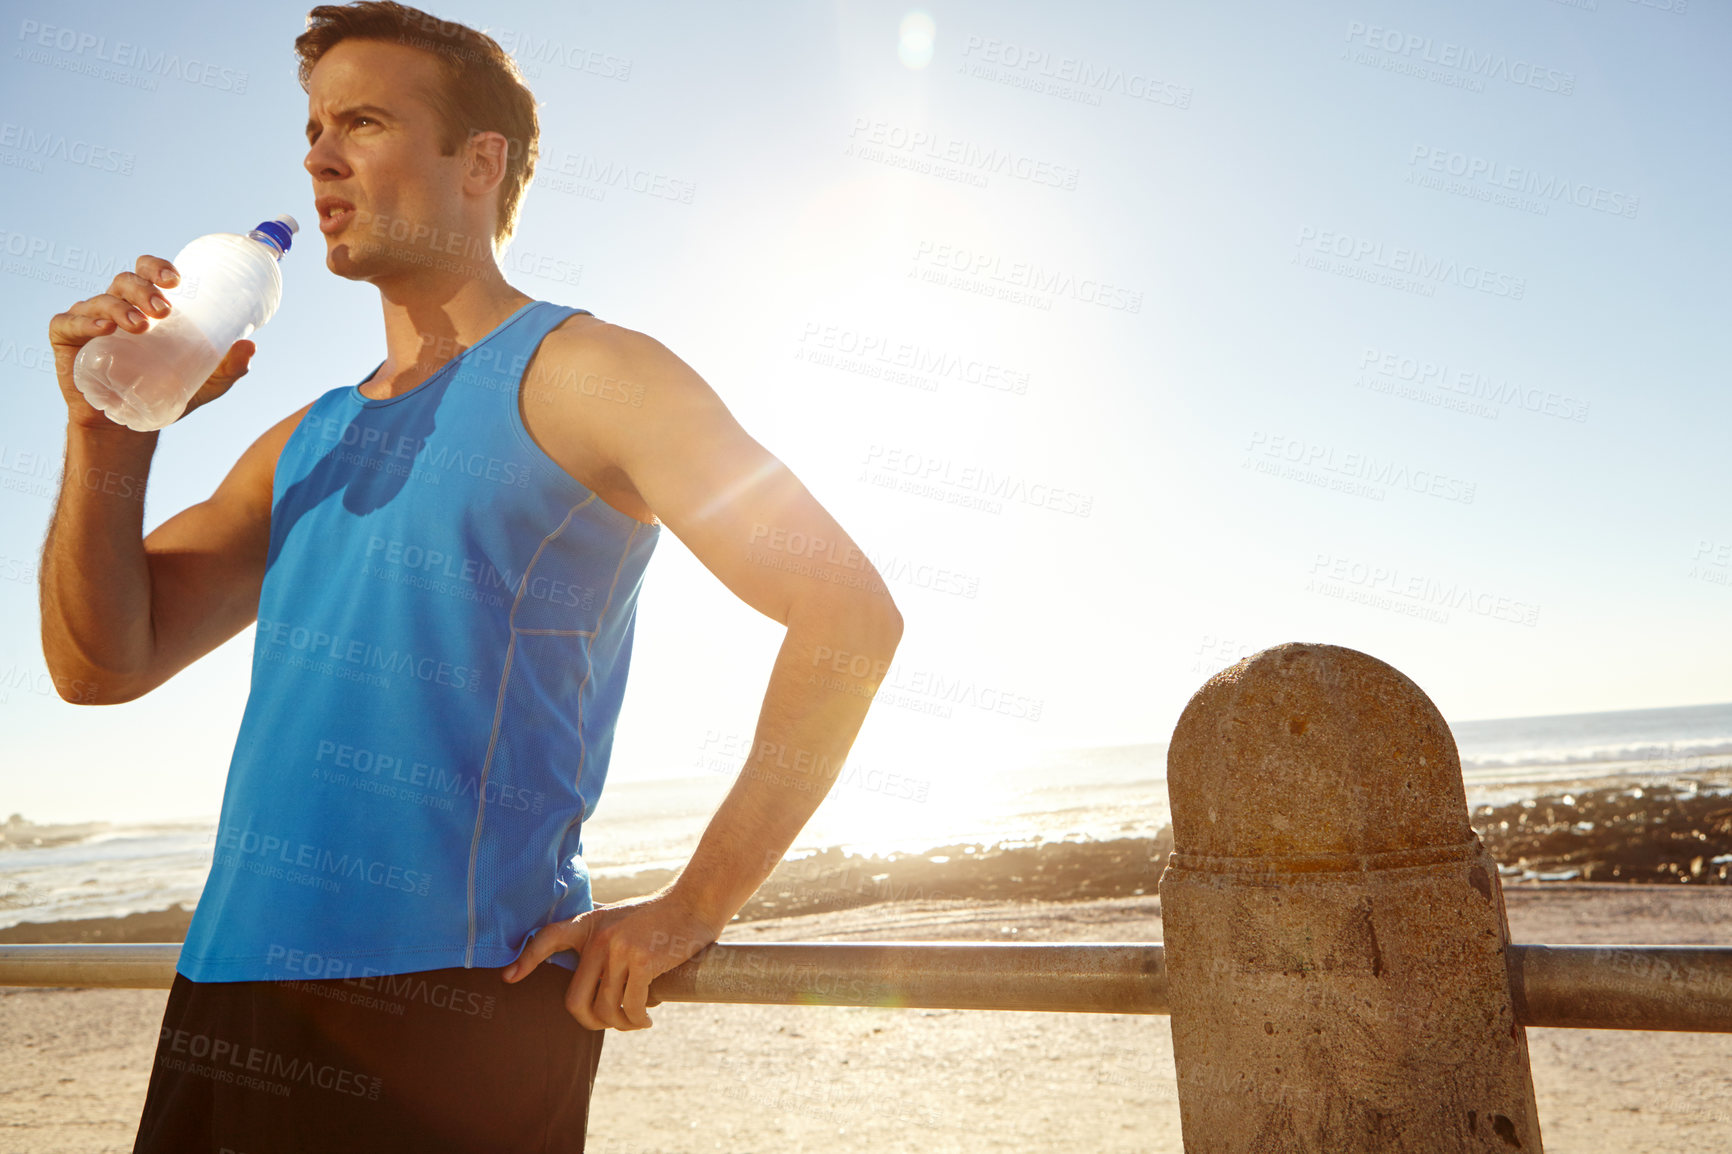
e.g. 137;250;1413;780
1159;642;1543;1152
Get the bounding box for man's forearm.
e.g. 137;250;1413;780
38;422;160;702
667;597;903;932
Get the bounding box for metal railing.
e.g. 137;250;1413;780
5;940;1729;1033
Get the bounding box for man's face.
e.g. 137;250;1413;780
304;38;483;281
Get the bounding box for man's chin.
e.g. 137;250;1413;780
324;244;384;282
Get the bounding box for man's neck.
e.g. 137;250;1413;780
366;270;536;399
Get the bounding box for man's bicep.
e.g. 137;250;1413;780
600;332;882;625
131;403;306;695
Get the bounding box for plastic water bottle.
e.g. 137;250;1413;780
73;216;298;431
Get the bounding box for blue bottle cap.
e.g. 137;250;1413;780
252;215;299;255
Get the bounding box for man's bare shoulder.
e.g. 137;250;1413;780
531;314;701;395
524;316;727;451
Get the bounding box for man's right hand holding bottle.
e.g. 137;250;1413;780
49;255;256;432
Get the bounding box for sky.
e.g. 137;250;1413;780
1;0;1729;825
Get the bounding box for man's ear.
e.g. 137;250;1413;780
464;130;510;195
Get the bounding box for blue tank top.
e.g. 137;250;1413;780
177;300;660;983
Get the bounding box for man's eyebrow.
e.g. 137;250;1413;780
305;104;395;142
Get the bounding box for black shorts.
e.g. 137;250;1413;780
132;962;604;1154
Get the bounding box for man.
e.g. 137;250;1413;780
38;3;902;1151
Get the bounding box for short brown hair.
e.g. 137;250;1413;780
295;1;538;248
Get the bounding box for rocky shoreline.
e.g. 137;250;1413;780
6;779;1729;945
1474;780;1732;883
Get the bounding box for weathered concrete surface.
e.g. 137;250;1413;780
1159;642;1543;1153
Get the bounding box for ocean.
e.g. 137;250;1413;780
5;702;1731;931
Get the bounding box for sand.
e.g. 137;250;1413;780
2;884;1730;1153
